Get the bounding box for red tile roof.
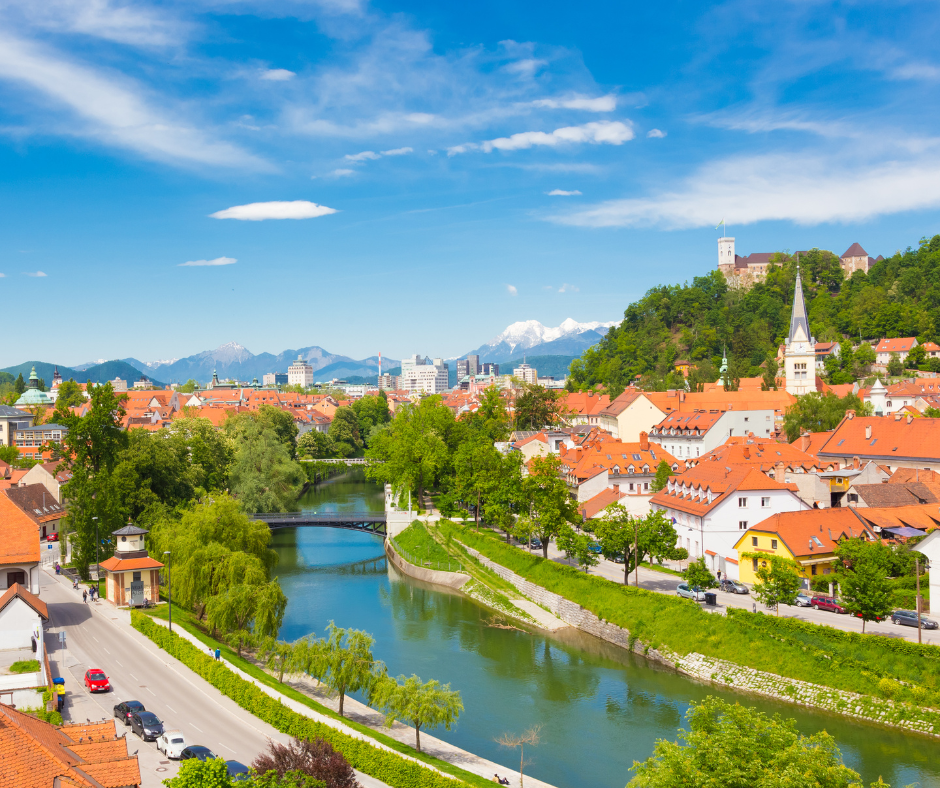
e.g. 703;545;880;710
0;491;40;565
651;463;798;517
688;436;835;473
735;508;872;558
817;414;940;462
875;337;917;353
99;555;164;572
0;583;48;620
579;487;627;520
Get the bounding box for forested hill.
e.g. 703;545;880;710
569;234;940;397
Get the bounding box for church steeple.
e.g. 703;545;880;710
788;263;814;346
783;258;817;396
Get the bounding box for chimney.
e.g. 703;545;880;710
679;391;686;403
846;410;856;420
853;456;860;470
743;446;750;459
776;460;785;479
907;413;914;424
800;431;811;452
865;425;872;439
613;484;620;493
559;444;567;457
639;431;650;451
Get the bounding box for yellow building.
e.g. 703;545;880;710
734;508;873;584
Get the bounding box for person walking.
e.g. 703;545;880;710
214;648;221;661
82;589;88;603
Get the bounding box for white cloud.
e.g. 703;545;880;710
552;152;940;229
381;147;413;156
547;189;582;196
532;94;616;112
0;273;6;277
24;271;47;277
647;129;666;138
345;150;381;162
261;68;296;81
331;168;355;177
0;33;266;169
506;284;518;296
450;121;633;155
889;62;940;81
210;201;337;221
179;257;237;267
558;283;579;293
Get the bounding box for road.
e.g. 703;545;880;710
40;569;386;788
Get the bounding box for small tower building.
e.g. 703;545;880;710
784;266;817;396
717;236;736;279
99;523;163;607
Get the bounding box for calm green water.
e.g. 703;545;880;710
272;471;939;788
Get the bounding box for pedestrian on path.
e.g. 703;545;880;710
82;589;88;603
215;648;221;661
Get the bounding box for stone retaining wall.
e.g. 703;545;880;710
463;546;940;738
386;540;471;591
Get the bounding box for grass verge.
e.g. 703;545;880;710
393;522;462;572
9;660;40;674
141;604;497;788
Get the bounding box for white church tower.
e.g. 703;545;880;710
784;265;816;395
717;236;735;278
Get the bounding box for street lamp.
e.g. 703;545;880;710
92;516;99;589
163;551;172;633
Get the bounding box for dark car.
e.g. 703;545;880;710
811;595;847;614
130;711;164;741
891;609;940;629
180;746;219;762
84;669;111;693
720;579;749;595
529;538;542;550
113;700;145;726
226;761;251;782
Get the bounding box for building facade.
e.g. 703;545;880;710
287;355;314;388
783;267;817;395
399;355;449;394
513;361;537;385
263;372;288;386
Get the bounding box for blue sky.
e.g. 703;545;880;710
2;0;940;367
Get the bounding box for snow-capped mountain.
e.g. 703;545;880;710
465;318;619;363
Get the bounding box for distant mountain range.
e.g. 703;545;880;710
464;318;618;363
1;360;165;388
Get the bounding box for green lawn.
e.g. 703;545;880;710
9;660;40;674
392;521;463;571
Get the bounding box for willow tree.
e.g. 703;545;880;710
373;674;463;752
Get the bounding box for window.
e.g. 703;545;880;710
811;564;817;576
752;557;759;571
771;539;778;549
744;417;749;423
738;497;748;508
644;482;649;491
739;521;748;530
751;536;758;546
761;497;770;507
628;483;634;492
132;571;142;582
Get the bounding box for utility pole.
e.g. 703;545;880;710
164;551;172;633
92;516;99;589
634;521;639;587
916;556;922;645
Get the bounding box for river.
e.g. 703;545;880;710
271;471;939;788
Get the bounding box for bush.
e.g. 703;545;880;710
9;659;40;674
253;738;356;788
810;576;833;593
131;612;469;788
878;678;901;699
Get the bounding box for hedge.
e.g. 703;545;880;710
131;612;469;788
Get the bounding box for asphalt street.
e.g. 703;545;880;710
40;569;387;788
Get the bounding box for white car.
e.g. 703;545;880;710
676;582;706;602
157;730;187;759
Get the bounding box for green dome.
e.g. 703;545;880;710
15;387;53;406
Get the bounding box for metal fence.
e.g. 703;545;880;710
391;538;464;573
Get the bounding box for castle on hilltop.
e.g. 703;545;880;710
717;237;883;286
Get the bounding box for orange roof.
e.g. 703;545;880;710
889;467;940;485
690;436;836;473
854;503;940;533
0;492;40;565
561;391;611;417
817;414;940;462
790;431;832;457
875;337;917;353
735;508;872;557
922;342;940;352
579;487;627;519
560;440;680;482
99;555;164;572
651;464;799;517
0;583;48;620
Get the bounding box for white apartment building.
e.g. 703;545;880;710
513;362;537;385
288;355;314;388
647;409;774;460
400;355;449;394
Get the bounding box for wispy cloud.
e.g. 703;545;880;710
345;150;381;162
330;168;355;177
551;151;940;229
558;283;579;293
449;120;633;155
23;270;47;277
506;284;518;296
381;147;413;156
647;129;666;138
531;94;616;112
547;189;581;196
179;257;237;267
261;68;296;81
211;201;337;221
0;273;6;278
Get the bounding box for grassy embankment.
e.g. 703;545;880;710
441;520;940;709
141;604;496;788
392;521;460;571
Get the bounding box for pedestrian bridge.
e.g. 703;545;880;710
251;511;387;536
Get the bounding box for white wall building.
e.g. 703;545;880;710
288;355;314;388
400;355;449;394
513;361;537;385
784;267;817;395
647;409;774;460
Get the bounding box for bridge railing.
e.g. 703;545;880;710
390;538;464;573
251;512;386;523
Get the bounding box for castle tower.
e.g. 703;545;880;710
784;265;816;395
718;236;736;278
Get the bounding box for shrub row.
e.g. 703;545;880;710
131;612;469;788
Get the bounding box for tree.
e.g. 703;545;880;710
523;455;580;559
760;354;779;390
373;674;463;752
178;379;200;393
556;525;599;572
297;431;335;460
496;725;541;788
229;420;306;513
629;695;884;788
165;416;233;492
749;554;802;614
906;344;926;369
595;506;681;584
514;384;565;430
782;392;871;442
854;343;876;374
207;580;287;640
453;435;501;529
13;373;25;396
251;738;357;788
683;557;717;590
306;622;377;717
650;460;672;493
836;538;894;633
328;407;363;457
0;445;19;465
261;638;298;683
887;353;904;377
481;451;524;541
351;394;389;445
53;380;85;411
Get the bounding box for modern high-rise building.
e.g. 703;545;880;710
287;355;314;388
513;360;537;385
400;355;449;394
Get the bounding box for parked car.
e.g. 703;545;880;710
46;532;59;542
113;700;145;726
611;552;625;564
226;761;251;782
84;669;111;693
676;583;705;602
157;731;187;759
588;541;602;554
720;580;749;595
891;609;940;629
180;746;219;762
130;711;164;741
811;596;847;614
529;538;542;550
794;592;813;608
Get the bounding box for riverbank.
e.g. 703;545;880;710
444;521;940;739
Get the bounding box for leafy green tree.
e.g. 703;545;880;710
760;354;779;390
523;454;580;559
0;445;19;465
650;460;672;492
13;373;25;396
475;386;511;442
53;380;85;410
481;451;524;540
887;353;904;377
351;394;390;445
683;557;717;590
836;538;894;633
749;554;802;614
207;580;287;640
854;343;876;374
328;407;363;457
906;344;926;368
306;622;377;717
373;674;463;752
595;506;681;584
297;430;335;459
556;525;599;572
178;379;200;393
229;420;306;513
166;416;233;492
514;384;565;430
783;392;871;442
453;435;501;528
628;696;879;788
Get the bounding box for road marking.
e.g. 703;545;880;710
191;724;202;732
103;648;111;655
166;705;176;713
116;660;123;667
219;743;236;753
130;673;139;680
92;636;100;643
145;687;156;696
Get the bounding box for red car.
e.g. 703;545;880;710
811;595;847;614
46;532;59;542
84;669;111;693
